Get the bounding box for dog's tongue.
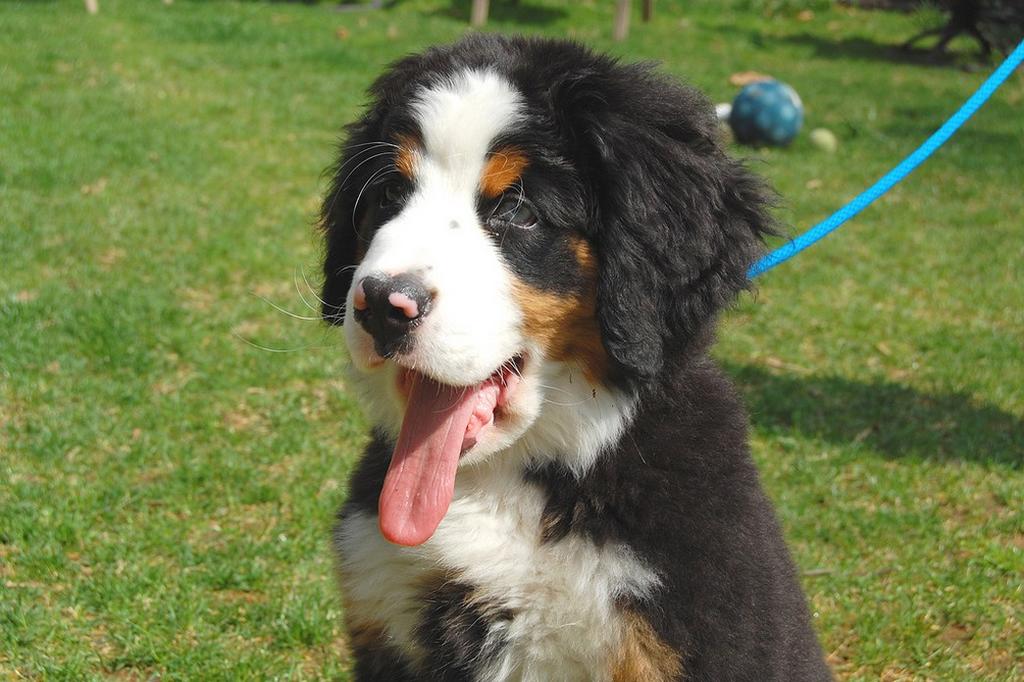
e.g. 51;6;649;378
378;371;499;546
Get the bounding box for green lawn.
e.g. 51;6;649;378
2;0;1021;679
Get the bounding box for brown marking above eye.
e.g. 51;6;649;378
480;147;529;199
512;236;608;383
394;133;420;180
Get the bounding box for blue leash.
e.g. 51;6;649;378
748;39;1024;279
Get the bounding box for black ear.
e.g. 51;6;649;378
559;61;777;386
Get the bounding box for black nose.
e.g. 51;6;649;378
353;274;433;356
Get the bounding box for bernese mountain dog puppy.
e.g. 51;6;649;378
320;35;831;681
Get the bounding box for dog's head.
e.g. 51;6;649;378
321;36;774;545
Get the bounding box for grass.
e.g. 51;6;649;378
1;0;1021;679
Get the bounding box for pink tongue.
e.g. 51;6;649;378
378;372;500;546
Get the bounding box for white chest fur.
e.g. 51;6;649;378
336;357;653;680
335;456;660;682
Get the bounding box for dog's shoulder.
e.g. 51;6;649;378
526;361;831;679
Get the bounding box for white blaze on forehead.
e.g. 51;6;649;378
411;69;523;192
345;69;527;387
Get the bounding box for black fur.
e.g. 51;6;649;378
350;637;417;682
415;579;515;680
535;53;777;385
526;360;828;679
324;35;830;681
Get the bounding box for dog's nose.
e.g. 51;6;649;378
352;274;433;355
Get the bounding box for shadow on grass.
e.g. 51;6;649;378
880;105;1021;147
777;33;990;68
429;0;567;26
727;363;1023;467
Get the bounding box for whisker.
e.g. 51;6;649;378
293;267;322;313
339;150;399;191
497;181;527;250
497;357;525;387
251;292;321;321
533;382;583;398
232;332;331;354
300;263;339;311
333;264;359;277
511;179;526;209
344;141;401;150
352;167;397;229
321;145;401;223
335;143;400;177
539;396;593;408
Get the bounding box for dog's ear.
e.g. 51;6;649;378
555;62;777;386
320;116;379;326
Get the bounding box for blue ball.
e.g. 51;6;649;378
728;80;804;147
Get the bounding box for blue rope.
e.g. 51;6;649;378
748;39;1024;279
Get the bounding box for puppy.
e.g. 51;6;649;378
320;34;831;681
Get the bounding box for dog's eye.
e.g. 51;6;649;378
492;195;538;230
379;182;403;208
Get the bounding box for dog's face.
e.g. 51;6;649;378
344;68;598;385
321;36;773;545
